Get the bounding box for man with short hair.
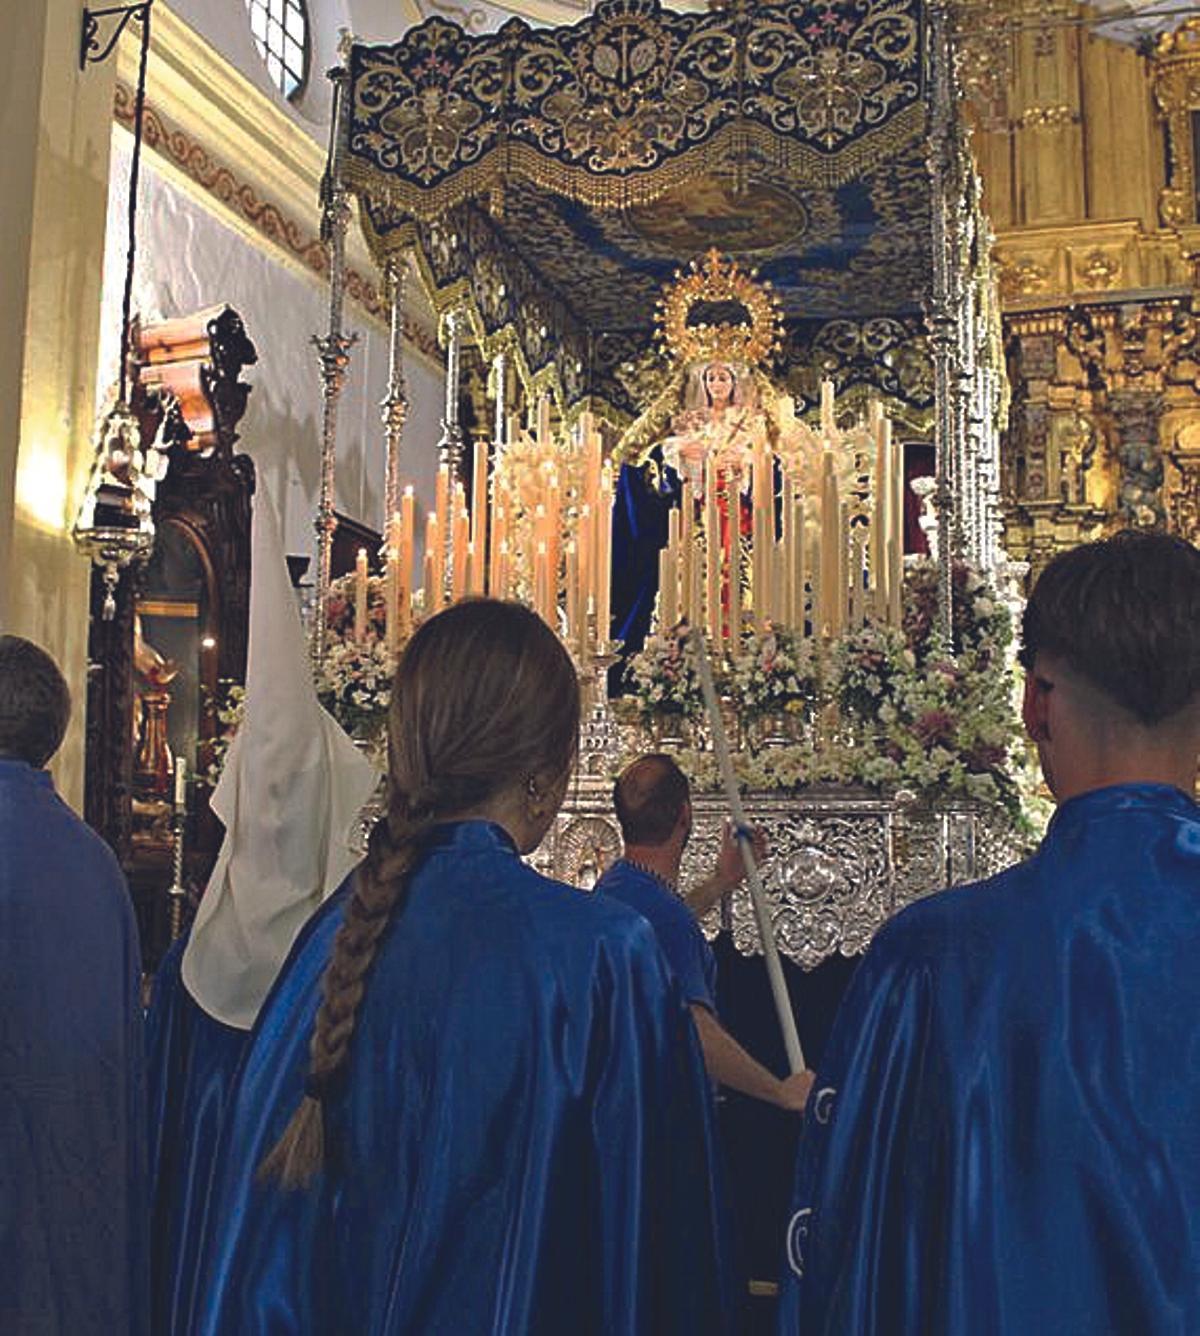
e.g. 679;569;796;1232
0;635;148;1335
598;753;813;1112
777;530;1200;1334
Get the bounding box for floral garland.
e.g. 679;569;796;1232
618;562;1038;830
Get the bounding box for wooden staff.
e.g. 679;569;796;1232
690;626;806;1073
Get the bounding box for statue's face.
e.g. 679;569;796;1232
704;363;735;407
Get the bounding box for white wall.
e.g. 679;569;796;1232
99;127;443;564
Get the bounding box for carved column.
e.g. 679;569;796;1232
381;259;408;523
1002;312;1108;581
1067;300;1199;531
1166;440;1200;540
1108;391;1165;527
438;309;466;473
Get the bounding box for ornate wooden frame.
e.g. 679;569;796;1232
84;305;256;963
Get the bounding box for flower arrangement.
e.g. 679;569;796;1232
860;650;1023;816
730;627;819;721
202;680;245;786
325;571;390;645
313;636;396;744
617;562;1033;827
902;557;1012;664
828;621;914;720
619;630;706;723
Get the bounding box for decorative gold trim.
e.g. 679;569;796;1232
112;81;442;363
354;210;611;423
993;221;1194;312
1152;18;1200;228
342;104;928;222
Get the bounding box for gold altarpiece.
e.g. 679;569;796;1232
962;8;1200;574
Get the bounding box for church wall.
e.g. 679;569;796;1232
99;130;443;565
1;0;120;811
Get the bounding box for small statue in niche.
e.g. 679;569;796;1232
133;614;180;803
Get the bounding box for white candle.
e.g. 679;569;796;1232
173;755;188;810
577;503;592;647
354;547;369;642
661;508;679;630
679;483;694;626
820;451;839;638
497;538;510;600
596;464;613;649
399;489;414;634
385;518;399;657
536;540;550;624
728;469;742;648
889;424;904;627
566;540;580;651
820;379;836;436
537;396;552;447
705;454;721;646
471;439;488;593
871;403;889;619
425;514;440;610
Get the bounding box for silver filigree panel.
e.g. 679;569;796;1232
541;778;1026;969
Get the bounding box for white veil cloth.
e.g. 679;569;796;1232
181;493;380;1030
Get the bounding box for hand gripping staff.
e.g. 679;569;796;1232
690;626;806;1074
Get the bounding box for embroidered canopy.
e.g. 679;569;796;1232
340;0;936;423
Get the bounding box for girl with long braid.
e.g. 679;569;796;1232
194;600;731;1334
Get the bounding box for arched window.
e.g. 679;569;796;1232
245;0;309;102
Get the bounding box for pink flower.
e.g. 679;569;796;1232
913;709;955;747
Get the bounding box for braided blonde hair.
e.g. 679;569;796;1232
260;600;580;1188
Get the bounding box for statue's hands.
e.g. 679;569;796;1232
777;1069;816;1114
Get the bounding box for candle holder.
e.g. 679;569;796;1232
577;644;621;778
167;794;188;942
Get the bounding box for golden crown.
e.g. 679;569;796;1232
656;249;783;370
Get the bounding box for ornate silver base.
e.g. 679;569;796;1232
537;777;1026;969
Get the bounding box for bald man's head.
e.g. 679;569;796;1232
613;753;691;847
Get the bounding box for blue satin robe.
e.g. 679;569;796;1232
147;936;251;1334
778;783;1200;1334
195;821;731;1334
0;759;148;1335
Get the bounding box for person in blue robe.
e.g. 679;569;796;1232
146;937;250;1332
193;600;731;1335
145;491;377;1333
777;531;1200;1334
597;753;812;1115
0;635;148;1335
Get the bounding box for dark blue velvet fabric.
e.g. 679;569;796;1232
146;936;251;1335
778;783;1200;1334
0;759;148;1335
612;459;675;659
194;820;731;1334
595;858;717;1011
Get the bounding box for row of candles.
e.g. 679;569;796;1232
350;409;615;660
655;394;906;643
349;386;904;657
